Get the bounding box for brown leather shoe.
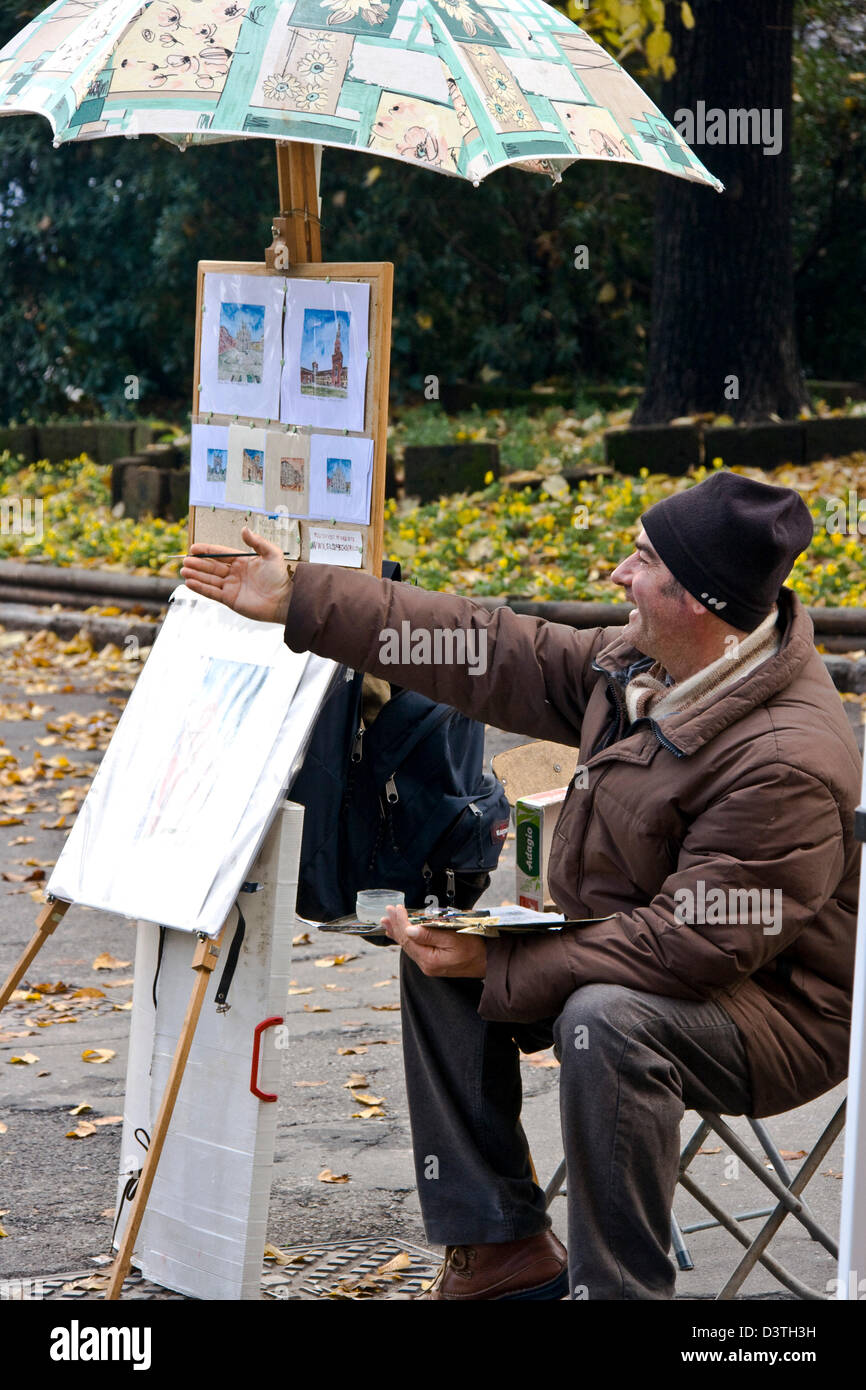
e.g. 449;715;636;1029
417;1230;568;1300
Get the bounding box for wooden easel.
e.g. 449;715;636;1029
0;143;391;1300
0;897;69;1014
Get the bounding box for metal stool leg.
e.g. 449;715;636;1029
544;1157;567;1209
715;1102;846;1300
670;1211;694;1271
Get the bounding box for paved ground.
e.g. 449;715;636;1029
0;631;860;1300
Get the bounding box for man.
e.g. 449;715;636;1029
181;470;860;1300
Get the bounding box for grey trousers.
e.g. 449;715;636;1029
399;953;754;1300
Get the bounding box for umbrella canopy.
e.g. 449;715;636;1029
0;0;721;190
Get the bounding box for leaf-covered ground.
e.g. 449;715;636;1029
2;409;866;606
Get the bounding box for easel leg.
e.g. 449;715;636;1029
106;926;225;1300
0;898;69;1016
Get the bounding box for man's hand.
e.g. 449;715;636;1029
382;904;487;978
180;526;293;625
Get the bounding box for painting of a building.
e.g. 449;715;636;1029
280;457;305;492
326;457;352;495
300;310;350;397
219;301;265;384
242;448;264;484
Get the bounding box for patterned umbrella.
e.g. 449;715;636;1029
0;0;721;190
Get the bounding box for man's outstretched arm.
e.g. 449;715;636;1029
182;527;608;745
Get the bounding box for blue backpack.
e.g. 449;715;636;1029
289;570;510;923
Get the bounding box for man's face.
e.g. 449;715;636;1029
610;530;688;660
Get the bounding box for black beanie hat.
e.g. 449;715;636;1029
641;471;813;632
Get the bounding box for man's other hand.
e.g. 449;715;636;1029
180;526;293;625
382;904;487;978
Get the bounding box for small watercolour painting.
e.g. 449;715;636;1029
300;309;350;400
219;301;265;384
200;274;284;420
308;433;374;525
265;429;310;517
206;448;227;482
326;457;352;495
280;456;305;492
190;422;230;510
282;280;369;433
226;423;267;512
242;448;264;484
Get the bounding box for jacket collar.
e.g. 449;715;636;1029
592;589;814;758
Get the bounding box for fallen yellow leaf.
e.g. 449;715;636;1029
81;1048;116;1064
288;987;314;996
378;1251;410;1275
314;954;358;968
263;1242;293;1265
303;1004;330;1013
92;953;131;971
351;1106;386;1119
292;932;311;946
337;1046;367;1056
349;1091;384;1107
317;1168;350;1183
342;1073;368;1088
92;1115;123;1126
68;1103;92;1115
0;1224;8;1237
71;987;105;1000
8;1053;39;1065
0;1121;7;1134
66;1121;97;1139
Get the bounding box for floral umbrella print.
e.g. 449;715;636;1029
0;0;722;191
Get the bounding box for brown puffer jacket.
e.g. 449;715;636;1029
285;564;861;1117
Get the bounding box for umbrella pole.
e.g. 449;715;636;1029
266;141;322;269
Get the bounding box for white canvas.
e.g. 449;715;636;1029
47;588;337;935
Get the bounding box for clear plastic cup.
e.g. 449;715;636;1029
356;889;405;925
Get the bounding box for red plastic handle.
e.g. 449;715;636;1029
250;1015;283;1102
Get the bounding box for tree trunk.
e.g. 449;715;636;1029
633;0;808;424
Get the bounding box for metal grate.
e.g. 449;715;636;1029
12;1238;439;1302
261;1237;439;1301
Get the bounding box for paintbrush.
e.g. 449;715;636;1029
165;551;297;559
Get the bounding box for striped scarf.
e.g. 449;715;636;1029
624;608;781;726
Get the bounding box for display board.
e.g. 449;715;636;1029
189;260;394;580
